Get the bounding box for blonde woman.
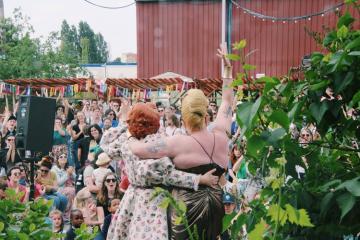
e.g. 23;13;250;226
129;44;234;240
74;188;104;227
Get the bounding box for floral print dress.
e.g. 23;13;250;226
101;128;201;240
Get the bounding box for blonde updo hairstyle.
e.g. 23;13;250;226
181;89;209;132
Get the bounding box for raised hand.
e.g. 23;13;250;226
217;42;231;68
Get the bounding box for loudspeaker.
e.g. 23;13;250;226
16;96;56;154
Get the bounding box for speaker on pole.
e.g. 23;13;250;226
16;96;56;154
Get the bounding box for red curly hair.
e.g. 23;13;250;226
127;103;160;139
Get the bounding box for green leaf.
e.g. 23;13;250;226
298;209;314;227
255;76;279;84
337;25;349;39
231;78;243;87
344;178;360;197
236;97;262;129
351;90;360;106
336;192;356;221
233;39;247;50
319;179;341;192
248;219;267;240
345;37;360;50
285;204;299;224
320;192;334;219
309;80;330;91
349;51;360;56
309;101;329;124
337;12;355;28
268;204;287;226
174;216;182;225
0;222;3;232
178;201;187;212
287;101;303;122
267;128;287;144
159;198;171;209
269;109;290;130
222;212;237;233
17;233;29;240
247;135;266;156
226;54;241;61
323;31;336;47
29;223;36;232
243;64;256;71
335;71;354;93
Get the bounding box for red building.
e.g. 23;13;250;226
136;0;358;79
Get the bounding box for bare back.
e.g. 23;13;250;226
169;130;228;169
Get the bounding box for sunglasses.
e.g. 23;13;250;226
59;155;66;159
105;178;117;183
20;169;25;172
301;134;310;137
7;139;15;142
210;104;216;107
40;169;49;173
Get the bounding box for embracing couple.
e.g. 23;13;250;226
100;44;234;240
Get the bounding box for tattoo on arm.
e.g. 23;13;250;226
223;106;232;118
146;139;167;153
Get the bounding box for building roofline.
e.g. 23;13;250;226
81;63;137;67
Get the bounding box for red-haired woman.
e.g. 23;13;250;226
101;103;218;240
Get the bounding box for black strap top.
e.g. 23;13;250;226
189;133;216;164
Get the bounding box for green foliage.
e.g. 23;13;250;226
226;2;360;239
0;189;54;240
152;187;200;240
74;223;98;240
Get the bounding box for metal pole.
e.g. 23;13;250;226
221;0;226;76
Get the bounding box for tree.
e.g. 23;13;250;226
95;33;109;63
224;1;360;239
0;9;81;79
77;21;109;63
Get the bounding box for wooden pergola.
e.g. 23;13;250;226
3;78;93;88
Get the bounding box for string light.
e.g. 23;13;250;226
231;0;345;23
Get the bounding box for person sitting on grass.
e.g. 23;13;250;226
7;166;29;203
65;209;84;240
99;198;121;240
50;209;66;236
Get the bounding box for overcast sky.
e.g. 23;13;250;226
4;0;137;60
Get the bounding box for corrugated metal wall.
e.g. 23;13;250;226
137;1;222;78
137;0;359;78
231;0;352;77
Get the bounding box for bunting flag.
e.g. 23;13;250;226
74;84;79;93
86;79;92;92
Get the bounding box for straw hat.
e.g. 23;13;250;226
96;153;111;166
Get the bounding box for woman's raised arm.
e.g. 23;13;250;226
213;43;234;134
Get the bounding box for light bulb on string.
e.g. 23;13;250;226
272;20;275;23
262;19;265;21
294;20;298;23
308;17;311;21
283;21;286;23
321;13;324;17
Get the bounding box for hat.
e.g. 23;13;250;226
223;193;235;204
8;115;17;121
96;152;111;166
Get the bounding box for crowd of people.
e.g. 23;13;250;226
0;46;323;240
